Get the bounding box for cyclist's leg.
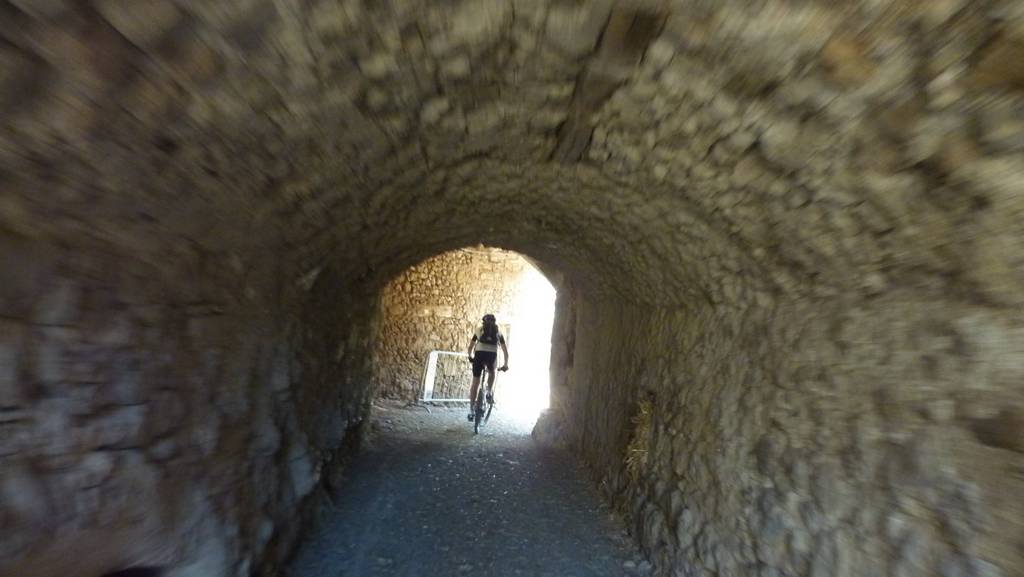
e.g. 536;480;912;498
469;356;484;419
486;362;496;401
481;353;496;402
469;375;481;407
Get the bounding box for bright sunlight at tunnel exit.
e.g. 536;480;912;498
375;247;556;423
499;258;556;421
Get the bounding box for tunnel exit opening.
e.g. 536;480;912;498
497;255;556;423
375;246;556;425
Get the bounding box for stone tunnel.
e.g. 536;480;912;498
1;0;1023;576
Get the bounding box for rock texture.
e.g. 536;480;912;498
0;1;1022;576
375;247;528;400
554;291;1024;577
0;236;376;577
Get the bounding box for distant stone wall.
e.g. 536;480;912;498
0;234;376;577
375;248;527;400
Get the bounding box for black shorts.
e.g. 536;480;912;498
472;351;497;377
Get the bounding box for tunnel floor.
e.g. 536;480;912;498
287;401;645;577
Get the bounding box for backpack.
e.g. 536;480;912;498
479;324;499;345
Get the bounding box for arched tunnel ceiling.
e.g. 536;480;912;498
1;0;1022;305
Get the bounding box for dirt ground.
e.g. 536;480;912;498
287;401;648;577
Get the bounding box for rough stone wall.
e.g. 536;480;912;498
0;234;376;577
5;0;1021;308
375;248;527;400
558;290;1024;577
547;276;576;416
1;1;1023;577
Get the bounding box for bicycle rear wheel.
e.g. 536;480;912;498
473;367;490;434
473;377;483;434
484;395;494;423
473;397;482;434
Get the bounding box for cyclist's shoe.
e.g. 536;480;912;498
467;411;474;421
486;393;494;404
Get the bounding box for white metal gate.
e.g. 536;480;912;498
420;350;470;402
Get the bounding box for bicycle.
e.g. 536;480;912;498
470;362;507;434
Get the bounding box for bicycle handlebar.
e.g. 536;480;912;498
467;356;509;372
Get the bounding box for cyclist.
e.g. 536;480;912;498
467;313;509;421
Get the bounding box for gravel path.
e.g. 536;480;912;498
287;402;645;577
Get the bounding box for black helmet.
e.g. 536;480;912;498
482;314;496;323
